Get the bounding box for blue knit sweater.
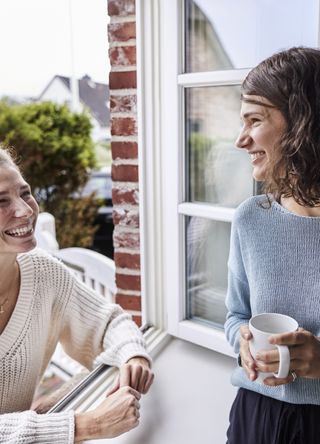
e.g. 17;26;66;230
225;195;320;404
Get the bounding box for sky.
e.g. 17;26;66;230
0;0;110;99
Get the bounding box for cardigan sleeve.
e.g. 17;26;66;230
224;218;252;354
0;410;74;444
58;270;151;370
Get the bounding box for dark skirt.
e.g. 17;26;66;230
226;388;320;444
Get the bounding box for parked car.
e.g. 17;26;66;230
81;167;114;259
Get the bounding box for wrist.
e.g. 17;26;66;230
126;356;151;368
75;412;96;442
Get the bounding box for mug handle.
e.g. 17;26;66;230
273;345;290;379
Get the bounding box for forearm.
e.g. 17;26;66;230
0;410;74;444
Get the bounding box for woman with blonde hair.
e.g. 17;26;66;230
0;147;153;442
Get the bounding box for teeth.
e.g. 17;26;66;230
6;226;33;237
250;151;265;161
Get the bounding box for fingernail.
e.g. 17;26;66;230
255;354;261;360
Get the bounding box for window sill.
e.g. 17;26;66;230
49;326;170;413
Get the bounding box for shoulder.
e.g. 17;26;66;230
18;248;73;281
233;195;270;225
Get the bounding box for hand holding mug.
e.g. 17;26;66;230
258;327;320;386
249;313;298;384
239;324;258;382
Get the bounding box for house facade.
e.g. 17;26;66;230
39;74;110;142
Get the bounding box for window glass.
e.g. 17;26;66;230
186;216;230;326
186;86;252;207
185;0;319;73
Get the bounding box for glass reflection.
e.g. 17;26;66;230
186;86;252;207
186;216;230;326
185;0;319;73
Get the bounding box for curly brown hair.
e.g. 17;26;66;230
242;46;320;206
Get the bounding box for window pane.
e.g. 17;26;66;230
186;86;252;207
185;0;319;72
186;216;230;326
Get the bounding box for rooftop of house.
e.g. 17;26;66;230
39;74;110;127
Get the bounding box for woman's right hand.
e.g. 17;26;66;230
75;386;141;442
239;324;258;382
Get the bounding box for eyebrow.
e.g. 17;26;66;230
242;111;265;119
241;96;276;109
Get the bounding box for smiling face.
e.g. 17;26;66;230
235;95;287;181
0;163;39;254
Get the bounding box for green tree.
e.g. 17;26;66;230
0;99;101;248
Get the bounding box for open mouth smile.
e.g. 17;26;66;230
249;151;266;163
5;224;34;238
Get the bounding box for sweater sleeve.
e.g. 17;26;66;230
59;273;151;370
0;410;74;444
224;218;251;354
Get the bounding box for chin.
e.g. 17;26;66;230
18;238;37;254
253;169;267;182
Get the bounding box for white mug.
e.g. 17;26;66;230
249;313;298;383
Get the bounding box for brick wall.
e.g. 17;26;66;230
108;0;142;326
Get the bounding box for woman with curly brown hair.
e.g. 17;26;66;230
225;47;320;444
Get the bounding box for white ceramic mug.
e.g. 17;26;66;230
249;313;298;383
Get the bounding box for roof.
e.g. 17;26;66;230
39;74;110;127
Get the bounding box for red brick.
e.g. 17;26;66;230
109;71;136;89
109;47;136;67
116;273;141;291
108;0;135;17
132;315;142;327
113;209;140;228
111;117;137;136
114;252;140;269
112;164;138;182
113;229;140;249
112;188;139;205
116;294;141;311
112;141;138;159
108;22;136;43
110;95;137;113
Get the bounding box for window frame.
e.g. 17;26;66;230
139;0;320;357
159;0;252;356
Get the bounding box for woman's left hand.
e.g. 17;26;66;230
107;357;154;395
255;328;320;386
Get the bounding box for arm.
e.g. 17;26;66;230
0;410;74;444
58;275;151;370
56;267;153;393
224;220;258;381
224;221;252;353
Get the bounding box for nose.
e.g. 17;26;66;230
235;126;252;149
13;198;34;218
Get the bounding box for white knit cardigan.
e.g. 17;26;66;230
0;249;150;443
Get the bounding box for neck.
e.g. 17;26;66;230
280;196;320;217
0;253;18;295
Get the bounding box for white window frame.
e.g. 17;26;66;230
137;0;320;357
160;0;250;356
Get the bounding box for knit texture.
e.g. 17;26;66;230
225;195;320;405
0;249;150;442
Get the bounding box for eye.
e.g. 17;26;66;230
0;198;9;206
251;117;261;125
21;190;32;200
